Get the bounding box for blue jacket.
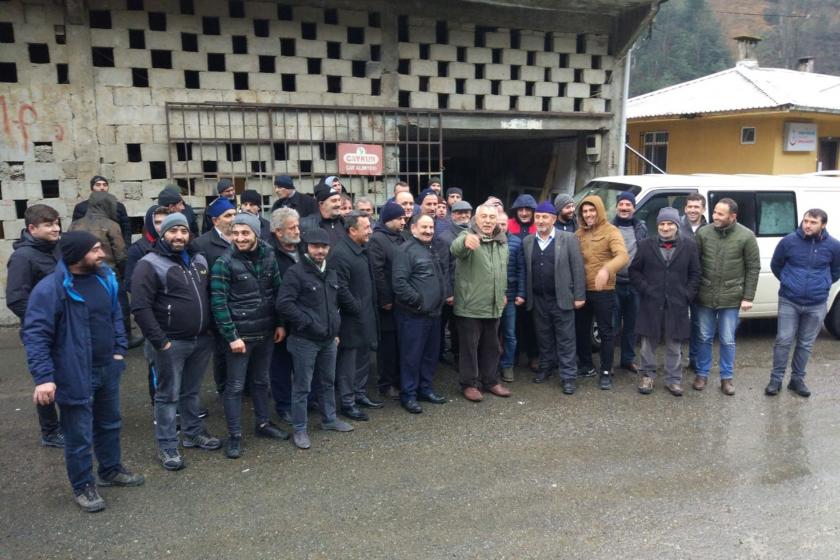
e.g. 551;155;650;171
506;233;526;300
22;260;127;405
771;227;840;306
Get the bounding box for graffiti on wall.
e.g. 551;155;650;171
0;96;65;156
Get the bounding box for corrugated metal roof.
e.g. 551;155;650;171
627;62;840;119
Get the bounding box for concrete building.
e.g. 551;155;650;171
0;0;660;322
626;38;840;176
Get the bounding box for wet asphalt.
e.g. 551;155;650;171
2;320;840;559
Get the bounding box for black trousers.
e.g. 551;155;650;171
532;295;577;381
515;306;538;361
575;290;616;373
457;317;501;389
377;329;400;392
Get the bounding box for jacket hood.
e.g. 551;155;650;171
143;205;161;241
13;229;57;252
87;191;118;221
577;195;608;229
510;194;537;211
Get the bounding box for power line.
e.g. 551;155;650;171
712;10;808;18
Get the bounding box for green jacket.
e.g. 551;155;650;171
695;221;761;309
451;223;508;319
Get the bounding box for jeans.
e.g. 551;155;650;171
457;317;500;389
499;300;517;369
153;335;212;448
575;290;616;372
533;295;577;381
688;302;701;364
695;305;740;379
771;297;827;383
336;346;372;408
613;282;639;365
287;335;338;432
223;337;274;437
36;401;61;437
395;310;440;402
211;330;228;394
58;360;124;493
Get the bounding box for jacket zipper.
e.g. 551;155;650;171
183;265;204;335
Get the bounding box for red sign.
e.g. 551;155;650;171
338;143;383;175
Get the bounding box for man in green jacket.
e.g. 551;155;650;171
451;204;511;402
693;198;760;395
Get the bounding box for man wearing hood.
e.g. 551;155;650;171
70;191;127;270
508;194;538;239
575;195;629;390
553;193;577;233
7;204;64;448
271;174;318;218
451;204;511;402
368;202;407;399
72;176;131;246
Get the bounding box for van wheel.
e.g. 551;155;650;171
591;319;601;351
825;298;840;339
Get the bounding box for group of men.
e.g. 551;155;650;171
10;172;840;514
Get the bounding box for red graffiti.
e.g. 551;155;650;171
54;124;64;141
18;104;37;149
0;96;65;153
0;96;10;139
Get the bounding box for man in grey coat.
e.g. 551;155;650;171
522;201;586;394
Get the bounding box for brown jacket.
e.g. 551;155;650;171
575;195;628;291
70;191;127;272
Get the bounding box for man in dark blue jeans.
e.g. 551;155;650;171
23;231;144;513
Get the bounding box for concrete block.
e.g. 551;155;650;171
338;9;368;27
520;66;544;82
341;43;370;60
448;94;476;111
408;25;436;44
582;98;606;113
551;33;577;53
485;64;510;80
249;73;283;91
367;28;383;44
293;6;324;21
276;21;301;38
276;56;308;74
483;95;510;111
398;74;419;90
520;30;546;51
586;34;609;55
535;82;559;97
172;51;206;70
549;67;574;83
2;181;27;199
142;143;169;161
398;42;420;59
148;68;186;89
318;24;347;43
430;44;457;62
448;29;474;47
144;30;181;51
350;94;385;108
116;162;151;181
168;14;201;33
465;79;491;95
228;54;259;73
201;36;233;54
600;55;616;70
342;77;371;95
410;60;438;76
500;80;525;96
566;82;590;98
485;31;511;49
322;59;353;76
251;38;281;56
198;71;234;90
515;97;542;112
502;49;527;66
535;52;559;68
287;92;324;106
448;62;475;79
4;220;25;236
466;47;492;64
583;69;607;84
427;77;455;93
94;68;133;87
0;201;17;221
409;91;438;109
569;54;592;69
296;39;327;58
296;75;328;93
550;97;574;112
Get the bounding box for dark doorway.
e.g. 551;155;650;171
818;139;838;171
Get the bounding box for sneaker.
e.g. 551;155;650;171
277;410;293;424
293;430;311;450
41;430;65;448
74;484;105;513
787;377;811;398
638;375;654;395
500;367;514;383
256;421;290;440
197;407;209;419
578;366;596;378
158;448;185;471
98;465;145;487
598;371;612;390
182;432;222;450
225;435;242;459
321;420;354;432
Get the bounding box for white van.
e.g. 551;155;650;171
574;173;840;338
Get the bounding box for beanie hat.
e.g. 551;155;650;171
274;175;294;188
657;207;680;225
206;197;236;219
158;187;183;207
159;212;189;237
232;212;261;236
89;175;108;189
324;176;339;188
450;200;473;212
553;193;574;210
379;201;405;223
303;228;331;246
59;231;100;266
446;187;463;197
535;201;558;215
240;189;262;207
416;188;438;205
315;185;340;202
428;176;441;186
217;178;233;194
617;191;637;206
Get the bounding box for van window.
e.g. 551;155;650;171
635;192;693;233
708;191;796;237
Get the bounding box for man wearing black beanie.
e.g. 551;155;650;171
71;176;132;246
23;230;144;513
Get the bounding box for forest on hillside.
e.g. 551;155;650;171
630;0;840;97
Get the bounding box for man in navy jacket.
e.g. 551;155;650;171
23;232;144;513
766;209;840;397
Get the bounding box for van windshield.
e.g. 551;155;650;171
574;181;642;218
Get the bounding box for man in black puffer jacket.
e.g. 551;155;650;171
276;228;355;450
211;213;288;459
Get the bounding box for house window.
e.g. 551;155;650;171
642;131;668;173
741;127;756;144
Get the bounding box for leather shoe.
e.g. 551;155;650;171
665;383;683;397
401;400;423;414
418;391;447;404
256;421;290;440
487;383;511;397
692;375;707;391
638;375;654;395
562;380;576;395
380;386;400;400
462;387;483;402
787;377;811;397
622;362;639;374
533;370;552;384
355;396;384;409
765;380;781;396
720;379;735;396
340;405;369;421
